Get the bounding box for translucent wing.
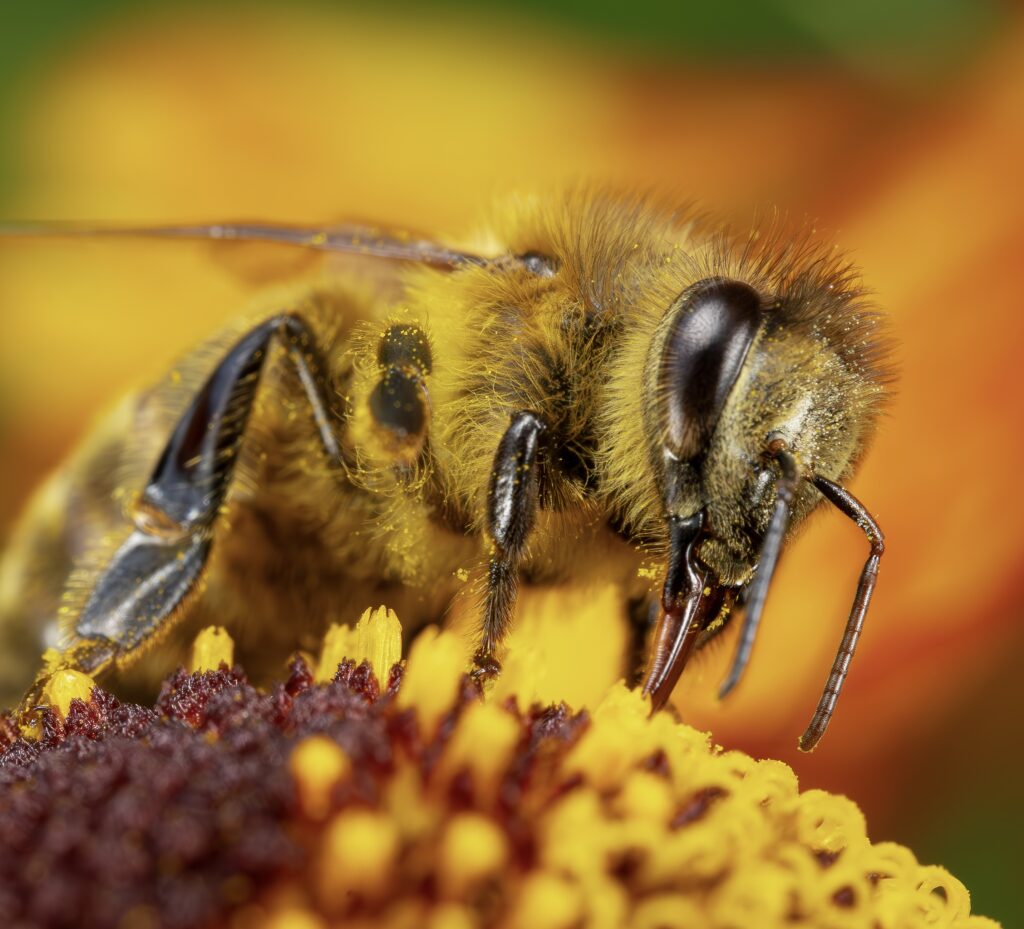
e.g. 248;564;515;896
0;221;488;270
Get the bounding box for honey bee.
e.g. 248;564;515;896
0;189;891;750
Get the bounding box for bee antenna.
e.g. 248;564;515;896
0;221;487;270
718;442;799;699
797;476;884;752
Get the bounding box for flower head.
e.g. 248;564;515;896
0;610;1000;929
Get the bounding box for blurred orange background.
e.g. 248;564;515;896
0;2;1021;924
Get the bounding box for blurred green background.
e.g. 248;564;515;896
0;1;1021;925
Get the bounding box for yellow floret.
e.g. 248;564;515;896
435;702;521;804
315;623;357;683
613;770;675;822
289;735;351;820
508;872;584;929
438;813;508;897
183;614;1001;929
629;894;704;929
395;627;466;734
316;606;402;685
563;683;662;791
794;789;870;856
425;903;478;929
358;605;403;686
42;668;95;717
189;625;234;672
319;809;399;908
260;911;328;929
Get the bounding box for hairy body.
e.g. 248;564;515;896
0;191;890;745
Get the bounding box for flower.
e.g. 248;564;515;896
3;12;1024;858
0;609;1000;929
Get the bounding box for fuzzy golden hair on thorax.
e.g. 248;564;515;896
1;188;893;753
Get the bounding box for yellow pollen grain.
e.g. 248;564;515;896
190;626;235;673
395;627;467;735
43;668;95;717
316;606;402;685
438;813;508;896
289;736;351;820
507;872;583;929
319;809;399;907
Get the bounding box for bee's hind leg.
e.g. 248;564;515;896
18;314;344;720
472;411;548;681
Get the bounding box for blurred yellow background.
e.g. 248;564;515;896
1;2;1021;924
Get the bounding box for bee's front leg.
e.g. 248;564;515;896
472;411;548;682
17;313;344;720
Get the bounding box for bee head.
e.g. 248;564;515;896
646;274;882;587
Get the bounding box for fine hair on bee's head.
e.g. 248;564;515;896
453;187;894;742
485;189;894;585
411;188;892;583
641;216;893;587
0;187;893;750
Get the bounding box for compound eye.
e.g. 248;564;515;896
657;278;762;462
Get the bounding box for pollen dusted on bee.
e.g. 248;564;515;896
1;189;891;754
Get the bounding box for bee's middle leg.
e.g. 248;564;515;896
21;314;344;714
473;411;548;679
